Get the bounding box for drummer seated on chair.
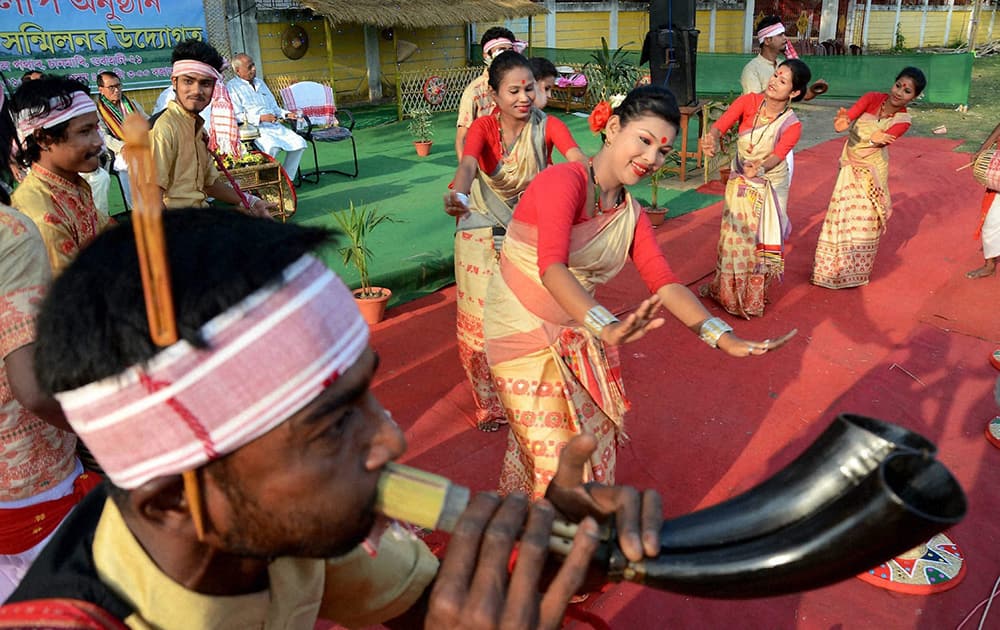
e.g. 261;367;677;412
226;54;306;182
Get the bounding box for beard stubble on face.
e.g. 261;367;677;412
209;461;377;560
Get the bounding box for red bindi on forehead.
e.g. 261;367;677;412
661;136;668;144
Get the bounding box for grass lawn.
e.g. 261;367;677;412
908;55;1000;152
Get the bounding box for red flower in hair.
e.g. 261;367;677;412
588;101;612;134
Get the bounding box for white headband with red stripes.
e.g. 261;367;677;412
56;255;369;489
15;91;97;144
757;23;786;43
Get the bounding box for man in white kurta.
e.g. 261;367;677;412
226;54;307;180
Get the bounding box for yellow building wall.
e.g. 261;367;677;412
617;11;649;49
865;8;974;49
555;12;612;49
256;18;463;103
973;6;999;45
923;12;950;46
711;9;747;53
896;11;923;46
383;26;466;89
949;12;970;45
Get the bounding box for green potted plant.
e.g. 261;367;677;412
330;201;400;325
407;106;435;156
646;163;670;227
584;37;640;102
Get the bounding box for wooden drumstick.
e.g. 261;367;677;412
955;161;976;172
122;114;177;347
122;113;206;541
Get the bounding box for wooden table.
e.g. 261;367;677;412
549;85;589;114
662;101;705;183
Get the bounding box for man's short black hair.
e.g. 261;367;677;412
11;75;90;166
529;57;558;81
34;209;334;394
171;38;225;72
480;27;516;50
96;71;120;87
755;15;783;36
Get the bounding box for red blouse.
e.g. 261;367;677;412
464;113;578;174
847;92;911;138
711;93;802;159
513;162;679;293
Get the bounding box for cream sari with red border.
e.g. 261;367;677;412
702;108;795;319
812;108;910;288
484;194;638;499
454;109;547;427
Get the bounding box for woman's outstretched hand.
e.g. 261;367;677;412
600;295;665;346
717;328;797;357
700;135;719;158
833;107;850;133
869;129;897;146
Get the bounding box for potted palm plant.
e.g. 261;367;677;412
646;164;670;227
330;201;399;325
407;106;435;156
585;37;640;102
703;97;738;183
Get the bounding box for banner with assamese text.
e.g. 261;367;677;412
0;0;208;91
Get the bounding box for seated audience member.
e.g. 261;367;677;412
94;71;148;211
149;39;272;217
10;75;112;274
2;209;663;628
226;53;307;181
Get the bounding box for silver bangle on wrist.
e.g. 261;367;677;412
698;316;733;349
583;305;619;338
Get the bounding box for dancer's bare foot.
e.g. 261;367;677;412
966;264;996;279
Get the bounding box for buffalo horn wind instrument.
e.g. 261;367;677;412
376;414;965;598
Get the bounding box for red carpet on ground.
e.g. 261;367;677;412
368;136;1000;629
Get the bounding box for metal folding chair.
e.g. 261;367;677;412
278;81;358;184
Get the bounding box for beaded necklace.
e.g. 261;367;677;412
747;98;788;153
496;113;525;158
589;159;625;216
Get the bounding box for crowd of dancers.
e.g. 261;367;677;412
446;20;984;595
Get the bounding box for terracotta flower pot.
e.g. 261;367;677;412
414;141;433;157
354;287;391;325
645;207;667;227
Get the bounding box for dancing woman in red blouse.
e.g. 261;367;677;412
481;86;791;499
700;59;811;318
812;67;925;288
443;51;586;433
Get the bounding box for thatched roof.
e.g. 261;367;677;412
296;0;549;29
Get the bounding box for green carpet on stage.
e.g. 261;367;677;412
108;110;722;307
